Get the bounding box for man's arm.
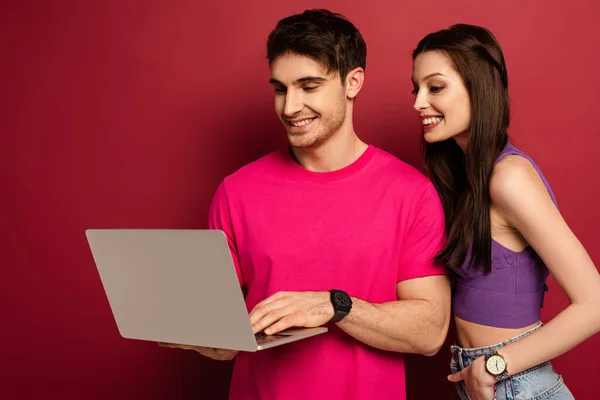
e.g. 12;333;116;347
249;275;450;356
338;275;450;355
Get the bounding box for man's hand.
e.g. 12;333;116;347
447;355;496;400
158;342;238;361
249;291;334;335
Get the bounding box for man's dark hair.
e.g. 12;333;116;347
266;9;366;82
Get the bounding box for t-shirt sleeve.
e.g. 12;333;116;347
208;181;245;288
397;181;447;281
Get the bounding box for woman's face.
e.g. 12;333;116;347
412;50;471;149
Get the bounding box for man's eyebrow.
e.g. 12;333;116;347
269;76;328;85
296;76;327;84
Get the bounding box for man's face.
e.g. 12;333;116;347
270;53;347;149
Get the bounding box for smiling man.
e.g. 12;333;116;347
169;9;451;400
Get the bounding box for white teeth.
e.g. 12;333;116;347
290;118;315;127
422;117;443;126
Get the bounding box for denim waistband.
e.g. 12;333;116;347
451;322;542;360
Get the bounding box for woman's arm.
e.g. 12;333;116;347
448;155;600;399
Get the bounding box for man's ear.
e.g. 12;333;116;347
345;67;365;99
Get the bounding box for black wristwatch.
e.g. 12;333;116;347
329;289;352;323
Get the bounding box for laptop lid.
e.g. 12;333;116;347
86;229;259;351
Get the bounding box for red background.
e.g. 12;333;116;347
2;0;599;398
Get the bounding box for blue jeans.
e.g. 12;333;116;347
450;324;574;399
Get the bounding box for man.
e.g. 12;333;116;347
165;9;450;400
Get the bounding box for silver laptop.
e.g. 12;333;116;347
85;229;327;351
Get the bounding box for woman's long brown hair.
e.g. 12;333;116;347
413;24;510;274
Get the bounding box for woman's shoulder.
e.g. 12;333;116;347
490;154;550;211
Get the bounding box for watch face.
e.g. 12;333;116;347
334;292;351;307
486;355;506;375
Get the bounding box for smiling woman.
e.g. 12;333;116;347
410;24;599;400
412;62;471;148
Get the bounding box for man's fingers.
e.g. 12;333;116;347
250;294;289;313
193;347;216;357
252;306;296;333
212;349;239;360
265;316;295;335
159;343;238;361
158;342;191;350
249;299;293;326
197;347;238;360
251;292;288;312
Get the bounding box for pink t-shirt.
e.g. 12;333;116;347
208;145;446;400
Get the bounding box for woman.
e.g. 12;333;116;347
411;24;600;399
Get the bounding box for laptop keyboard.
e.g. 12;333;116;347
254;332;292;345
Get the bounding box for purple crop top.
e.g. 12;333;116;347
452;142;558;328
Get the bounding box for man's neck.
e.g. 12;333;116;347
291;126;368;172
